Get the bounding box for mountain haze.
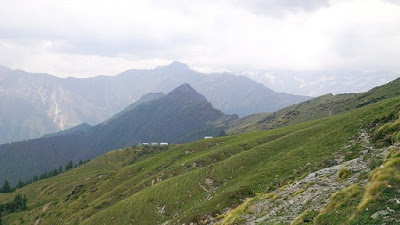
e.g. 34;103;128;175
105;92;164;122
0;84;236;185
0;62;310;144
1;85;398;224
228;77;400;134
241;69;400;96
42;123;92;138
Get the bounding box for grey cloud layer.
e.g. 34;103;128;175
0;0;400;77
236;0;330;16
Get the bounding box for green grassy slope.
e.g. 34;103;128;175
1;96;399;225
228;77;400;134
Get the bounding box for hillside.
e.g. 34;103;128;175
0;95;398;224
42;123;92;138
105;92;164;122
0;84;236;185
0;62;310;144
228;77;400;134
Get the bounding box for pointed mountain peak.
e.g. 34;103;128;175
155;61;191;72
174;83;194;91
169;83;197;94
165;83;207;103
170;61;189;67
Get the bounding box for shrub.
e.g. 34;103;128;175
338;167;351;180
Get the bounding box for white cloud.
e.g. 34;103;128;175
0;0;400;77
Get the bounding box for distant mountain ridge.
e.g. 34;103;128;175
42;123;92;138
239;69;400;96
227;77;400;134
0;62;310;144
0;84;237;185
105;92;164;123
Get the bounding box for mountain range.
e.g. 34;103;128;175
239;69;400;96
0;62;310;144
0;77;399;225
1;63;399;224
0;84;237;185
228;77;400;134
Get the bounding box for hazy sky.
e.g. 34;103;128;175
1;0;400;78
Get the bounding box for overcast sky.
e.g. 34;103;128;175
1;0;400;78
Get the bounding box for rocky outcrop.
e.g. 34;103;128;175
217;131;391;224
66;184;84;200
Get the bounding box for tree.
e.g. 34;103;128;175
16;179;24;189
58;165;63;174
3;194;27;213
39;172;49;179
14;194;23;208
1;180;10;193
5;201;15;213
51;169;58;177
65;160;73;171
22;195;27;210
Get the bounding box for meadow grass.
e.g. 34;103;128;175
1;97;399;225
